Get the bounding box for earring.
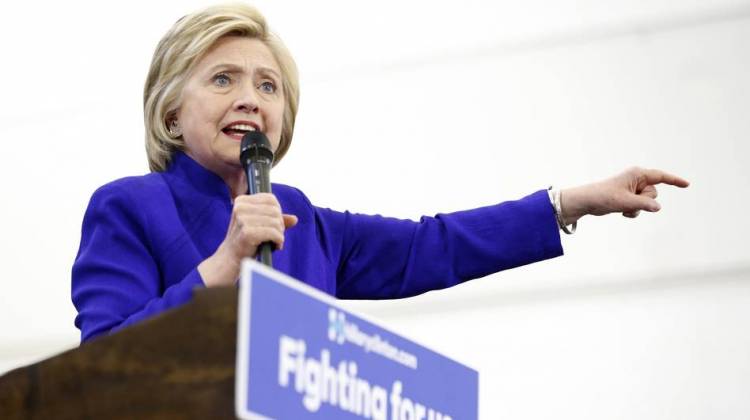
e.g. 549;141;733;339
169;120;181;137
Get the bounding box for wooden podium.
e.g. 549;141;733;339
0;287;239;420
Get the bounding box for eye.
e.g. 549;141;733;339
212;73;232;87
259;80;277;94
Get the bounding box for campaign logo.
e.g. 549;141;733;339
328;308;346;345
325;307;418;369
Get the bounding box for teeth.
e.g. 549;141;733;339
226;124;256;131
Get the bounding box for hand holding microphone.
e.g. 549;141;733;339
240;131;281;267
197;131;297;287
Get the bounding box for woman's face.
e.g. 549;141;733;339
176;36;285;178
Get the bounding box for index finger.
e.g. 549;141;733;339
642;168;690;188
236;192;280;206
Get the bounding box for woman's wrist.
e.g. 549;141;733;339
198;247;241;287
559;185;591;225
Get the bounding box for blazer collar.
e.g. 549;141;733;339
165;151;232;202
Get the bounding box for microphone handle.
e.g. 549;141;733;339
246;159;274;267
258;243;273;266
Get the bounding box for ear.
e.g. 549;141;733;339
166;112;181;137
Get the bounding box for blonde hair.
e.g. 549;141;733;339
143;3;299;172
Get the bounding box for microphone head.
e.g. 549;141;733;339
240;131;274;169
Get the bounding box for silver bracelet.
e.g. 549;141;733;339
547;186;577;234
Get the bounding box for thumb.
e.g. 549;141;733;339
283;214;298;228
624;193;661;213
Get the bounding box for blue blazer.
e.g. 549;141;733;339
72;152;563;342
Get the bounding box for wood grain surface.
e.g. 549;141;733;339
0;287;239;419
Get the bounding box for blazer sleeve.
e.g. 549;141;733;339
318;189;564;299
71;183;205;343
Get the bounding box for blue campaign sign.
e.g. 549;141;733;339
235;260;478;420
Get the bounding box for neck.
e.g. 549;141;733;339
181;150;250;199
222;170;247;200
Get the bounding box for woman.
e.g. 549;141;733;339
71;4;689;343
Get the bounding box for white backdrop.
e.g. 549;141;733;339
1;1;749;418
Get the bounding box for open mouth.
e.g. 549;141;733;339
222;122;259;140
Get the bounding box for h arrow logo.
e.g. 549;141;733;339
328;308;346;345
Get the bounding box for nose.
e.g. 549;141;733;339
233;84;260;114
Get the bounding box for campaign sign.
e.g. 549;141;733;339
235;260;478;420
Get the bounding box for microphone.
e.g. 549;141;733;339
240;131;275;267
